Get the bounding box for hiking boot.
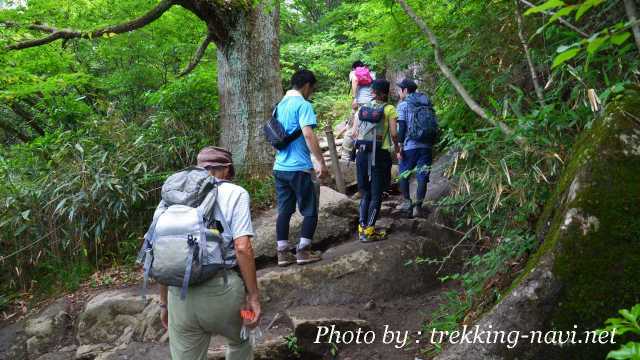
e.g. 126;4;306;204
277;248;296;267
413;202;430;218
360;226;386;243
296;247;322;265
396;199;413;218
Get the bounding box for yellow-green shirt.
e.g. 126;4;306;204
369;100;397;151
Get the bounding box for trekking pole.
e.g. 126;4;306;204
325;125;346;194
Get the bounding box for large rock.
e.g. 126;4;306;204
23;299;70;358
208;338;289;360
252;186;358;260
258;230;444;306
436;87;640;359
77;290;164;347
287;305;370;358
75;343;112;360
90;342;170;360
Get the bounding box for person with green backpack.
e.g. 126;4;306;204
351;79;400;242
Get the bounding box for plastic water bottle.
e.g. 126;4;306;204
240;310;263;346
240;324;263;346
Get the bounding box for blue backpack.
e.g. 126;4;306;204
407;101;439;144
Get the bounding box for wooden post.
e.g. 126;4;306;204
325;126;346;194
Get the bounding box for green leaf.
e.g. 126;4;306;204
576;0;605;21
75;143;84;155
524;0;565;16
587;35;608;55
552;48;580;68
620;309;637;323
557;44;574;53
54;198;67;214
607;342;640;360
548;5;576;23
611;32;631;46
20;210;30;220
15;224;28;236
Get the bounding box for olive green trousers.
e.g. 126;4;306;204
168;271;252;360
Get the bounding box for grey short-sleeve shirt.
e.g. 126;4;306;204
213;181;254;245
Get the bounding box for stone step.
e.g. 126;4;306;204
252;186;359;262
257;229;444;308
207;305;371;360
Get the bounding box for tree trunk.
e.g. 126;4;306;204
5;0;284;170
624;0;640;54
514;0;545;107
216;2;282;175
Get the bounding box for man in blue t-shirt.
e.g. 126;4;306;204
396;79;434;218
273;69;329;267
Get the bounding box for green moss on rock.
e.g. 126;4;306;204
524;86;640;357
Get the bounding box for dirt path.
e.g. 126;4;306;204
1;151;460;360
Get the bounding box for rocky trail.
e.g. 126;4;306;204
1;149;463;360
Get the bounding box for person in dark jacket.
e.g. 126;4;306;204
396;79;434;218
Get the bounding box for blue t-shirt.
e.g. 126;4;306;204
273;90;317;172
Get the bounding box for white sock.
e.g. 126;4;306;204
298;237;312;250
277;240;289;252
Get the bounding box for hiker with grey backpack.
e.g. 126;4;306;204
396;79;439;218
352;79;400;242
137;146;259;360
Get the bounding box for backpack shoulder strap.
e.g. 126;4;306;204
198;178;225;224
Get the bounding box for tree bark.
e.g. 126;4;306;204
396;0;519;142
3;0;175;50
624;0;640;53
179;33;213;77
515;0;545;107
215;1;282;174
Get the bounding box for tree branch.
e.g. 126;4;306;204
396;0;524;146
518;0;590;38
3;0;175;51
624;0;640;54
0;120;31;143
515;0;545;107
10;103;45;135
178;33;214;77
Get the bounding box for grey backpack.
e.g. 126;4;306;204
137;167;231;300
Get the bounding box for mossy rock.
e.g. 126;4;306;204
436;86;640;360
